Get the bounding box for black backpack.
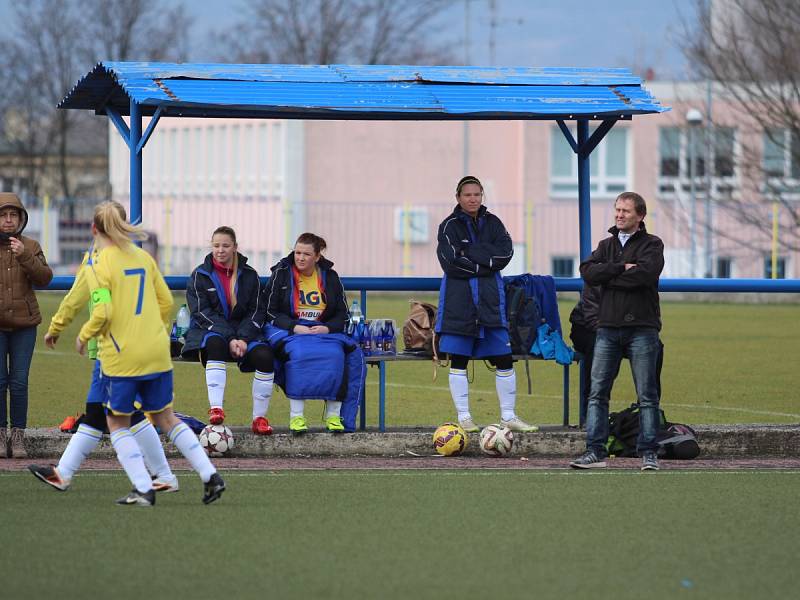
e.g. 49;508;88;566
606;403;700;459
606;403;668;458
505;283;542;356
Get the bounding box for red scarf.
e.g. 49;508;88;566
212;258;235;311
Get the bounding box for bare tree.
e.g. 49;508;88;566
684;0;800;252
0;0;193;209
214;0;456;65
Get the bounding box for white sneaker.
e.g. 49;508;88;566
458;417;479;433
151;476;180;493
500;416;539;433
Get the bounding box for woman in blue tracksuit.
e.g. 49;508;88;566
435;175;537;434
260;232;363;434
182;226;275;435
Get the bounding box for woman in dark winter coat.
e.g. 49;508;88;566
182;226;275;435
0;192;53;458
261;232;361;434
435;176;536;434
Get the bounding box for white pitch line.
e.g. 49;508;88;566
370;379;800;417
661;402;800;419
3;470;800;480
32;351;800;417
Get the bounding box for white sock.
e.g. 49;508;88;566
206;360;227;409
252;370;274;419
57;423;102;481
131;418;174;481
325;400;342;418
449;368;471;420
289;398;305;419
496;368;517;421
168;422;216;483
110;428;152;494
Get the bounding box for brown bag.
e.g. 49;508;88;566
402;300;440;357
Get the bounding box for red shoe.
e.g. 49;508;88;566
59;415;78;432
208;407;225;425
251;416;273;436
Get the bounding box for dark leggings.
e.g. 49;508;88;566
449;354;514;371
81;402;145;432
200;335;274;373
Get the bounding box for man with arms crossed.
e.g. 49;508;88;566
570;191;665;471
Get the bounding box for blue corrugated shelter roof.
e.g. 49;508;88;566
59;62;667;120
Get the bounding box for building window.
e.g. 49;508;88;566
716;257;732;279
551;256;575;278
658;126;737;194
763;129;800;194
550;126;629;197
764;256;786;279
659;127;680;177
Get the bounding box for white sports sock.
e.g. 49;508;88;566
57;423;102;481
205;360;227;409
110;428;152;494
168;422;216;483
252;370;274;419
496;368;517;421
449;368;471;420
130;418;174;481
289;398;305;419
325;400;342;418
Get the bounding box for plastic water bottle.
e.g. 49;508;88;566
176;304;190;342
361;320;373;356
370;320;383;356
383;320;396;355
348;300;363;337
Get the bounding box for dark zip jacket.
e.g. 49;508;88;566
181;252;263;358
435;204;513;336
579;222;664;330
259;253;349;334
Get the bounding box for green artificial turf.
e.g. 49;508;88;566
29;292;800;429
2;469;798;599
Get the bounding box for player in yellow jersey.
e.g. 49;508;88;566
28;203;177;493
77;201;224;506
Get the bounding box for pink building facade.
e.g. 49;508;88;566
109;82;797;280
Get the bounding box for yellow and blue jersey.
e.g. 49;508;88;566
294;269;327;321
79;244;173;377
48;251;94;337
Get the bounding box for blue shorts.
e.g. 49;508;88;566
103;370;173;416
439;327;511;358
86;360;105;404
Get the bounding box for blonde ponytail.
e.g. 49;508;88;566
93;201;148;248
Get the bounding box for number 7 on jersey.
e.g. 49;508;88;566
124;268;146;315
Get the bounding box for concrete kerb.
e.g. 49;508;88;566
16;424;800;459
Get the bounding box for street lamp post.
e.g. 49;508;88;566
687;108;703;278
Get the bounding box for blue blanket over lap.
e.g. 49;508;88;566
263;325;365;432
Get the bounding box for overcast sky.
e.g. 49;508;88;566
0;0;692;79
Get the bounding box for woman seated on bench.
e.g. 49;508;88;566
260;232;364;434
181;226;275;435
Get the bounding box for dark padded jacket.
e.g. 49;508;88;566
569;284;602;332
259;253;348;334
579;222;664;330
181;252;263;358
435;204;513;337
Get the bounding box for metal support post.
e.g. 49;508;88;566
129;99;143;230
577;120;592;261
